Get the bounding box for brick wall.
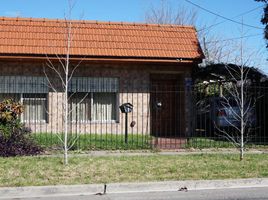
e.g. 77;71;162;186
0;60;193;137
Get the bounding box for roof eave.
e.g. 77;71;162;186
0;54;203;64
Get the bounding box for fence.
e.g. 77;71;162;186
0;76;267;150
193;83;268;148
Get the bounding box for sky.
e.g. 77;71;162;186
1;0;268;74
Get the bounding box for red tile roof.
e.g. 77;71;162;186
0;17;203;60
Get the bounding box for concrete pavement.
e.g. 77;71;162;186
42;148;268;157
2;187;268;200
1;178;268;199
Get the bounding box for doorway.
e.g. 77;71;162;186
150;74;185;139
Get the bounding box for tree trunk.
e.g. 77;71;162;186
240;143;244;161
63;21;71;166
64;89;68;165
64;148;68;165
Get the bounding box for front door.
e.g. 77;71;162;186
151;75;181;138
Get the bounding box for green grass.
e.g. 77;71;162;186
0;154;268;187
184;138;268;149
184;138;234;148
31;133;151;151
31;133;268;151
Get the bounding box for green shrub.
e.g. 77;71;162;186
0;99;43;157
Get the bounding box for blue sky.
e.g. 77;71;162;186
1;0;268;74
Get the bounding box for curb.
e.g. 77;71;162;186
1;178;268;199
0;184;103;199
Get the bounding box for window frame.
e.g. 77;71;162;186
69;92;119;124
21;93;48;123
69;92;92;123
0;76;49;124
0;93;48;123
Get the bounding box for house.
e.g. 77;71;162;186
0;17;203;147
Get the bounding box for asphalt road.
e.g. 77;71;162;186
2;187;268;200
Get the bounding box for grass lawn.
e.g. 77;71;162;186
184;138;268;149
31;133;151;150
184;138;233;148
31;133;268;151
0;154;268;187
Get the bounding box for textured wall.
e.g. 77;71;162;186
0;60;193;137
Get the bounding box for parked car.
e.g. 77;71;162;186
196;97;256;136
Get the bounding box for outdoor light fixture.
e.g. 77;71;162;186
156;102;162;108
119;103;133;144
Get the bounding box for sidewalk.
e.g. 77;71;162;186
1;178;268;199
42;148;268;158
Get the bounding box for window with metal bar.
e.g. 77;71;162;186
22;94;47;122
0;76;48;123
0;93;47;122
69;92;117;122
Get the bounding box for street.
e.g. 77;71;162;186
2;187;268;200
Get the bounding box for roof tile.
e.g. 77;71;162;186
0;17;203;59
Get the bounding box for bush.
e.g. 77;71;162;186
0;99;43;157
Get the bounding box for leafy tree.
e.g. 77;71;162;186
193;63;266;84
256;0;268;47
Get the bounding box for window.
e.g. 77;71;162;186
69;77;119;123
69;93;91;122
0;93;47;122
22;94;47;122
92;93;116;121
0;76;48;123
69;92;117;122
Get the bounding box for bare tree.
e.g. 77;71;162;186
43;0;84;165
201;34;240;65
145;0;197;25
144;0;233;64
144;0;266;66
215;69;256;160
215;23;257;161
